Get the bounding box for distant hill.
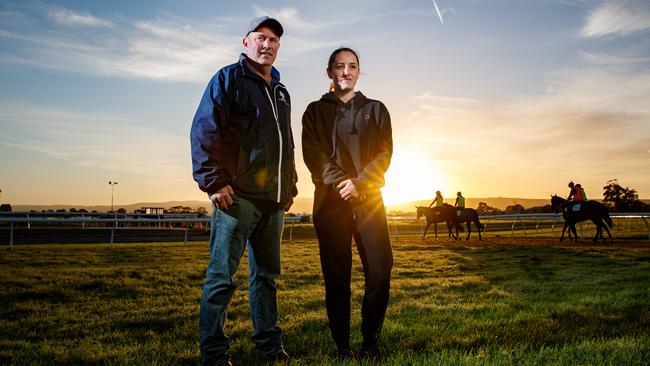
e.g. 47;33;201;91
12;197;315;214
12;197;551;214
385;197;553;213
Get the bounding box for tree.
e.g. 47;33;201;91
505;204;525;214
525;204;553;214
603;179;648;212
476;202;500;215
0;204;12;212
117;208;127;214
196;207;209;216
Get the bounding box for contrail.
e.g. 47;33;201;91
431;0;444;24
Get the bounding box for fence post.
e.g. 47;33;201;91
392;218;399;240
27;213;31;230
289;222;294;242
184;226;188;246
110;226;114;247
10;222;14;248
641;215;649;240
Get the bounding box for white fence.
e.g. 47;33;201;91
0;212;307;247
1;212;648;247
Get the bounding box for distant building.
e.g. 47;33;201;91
140;207;164;214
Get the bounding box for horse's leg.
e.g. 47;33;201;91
602;219;613;239
475;217;482;240
560;223;568;241
423;221;432;240
466;221;471;240
569;224;578;243
434;222;438;239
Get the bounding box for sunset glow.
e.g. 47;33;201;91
0;1;648;206
382;151;448;205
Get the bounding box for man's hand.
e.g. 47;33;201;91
209;185;235;210
336;179;361;201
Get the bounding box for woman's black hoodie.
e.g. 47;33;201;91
302;91;392;193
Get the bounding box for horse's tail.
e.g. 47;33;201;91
477;216;485;231
472;210;485;231
604;211;613;229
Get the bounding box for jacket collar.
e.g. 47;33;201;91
238;53;281;84
319;91;366;105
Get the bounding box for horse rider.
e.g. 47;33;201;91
429;191;444;208
455;191;465;208
567;181;577;201
567;181;586;202
575;183;587;201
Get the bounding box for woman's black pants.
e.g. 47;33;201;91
313;187;393;350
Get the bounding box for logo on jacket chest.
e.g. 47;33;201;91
277;90;288;106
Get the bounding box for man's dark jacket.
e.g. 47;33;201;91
191;54;297;204
302;91;392;192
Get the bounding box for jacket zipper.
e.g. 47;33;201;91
264;85;283;203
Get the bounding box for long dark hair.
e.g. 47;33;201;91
327;47;360;92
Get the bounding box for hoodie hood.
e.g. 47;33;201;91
319;91;367;105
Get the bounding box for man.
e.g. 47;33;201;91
190;16;297;366
567;181;577;201
429;190;444;208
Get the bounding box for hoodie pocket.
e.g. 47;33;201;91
235;135;269;191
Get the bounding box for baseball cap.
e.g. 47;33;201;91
245;16;283;38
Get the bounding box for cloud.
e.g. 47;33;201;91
579;50;650;65
0;13;240;83
581;0;650;38
49;8;112;28
399;66;650;196
0;102;188;182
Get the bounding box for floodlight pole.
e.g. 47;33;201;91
108;181;118;212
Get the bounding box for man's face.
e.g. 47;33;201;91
243;26;280;66
327;51;360;92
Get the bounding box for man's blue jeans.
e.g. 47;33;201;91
199;194;285;364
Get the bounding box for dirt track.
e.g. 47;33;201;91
394;236;650;248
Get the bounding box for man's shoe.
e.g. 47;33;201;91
266;349;290;362
360;343;383;362
337;348;354;362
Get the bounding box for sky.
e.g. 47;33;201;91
1;0;649;206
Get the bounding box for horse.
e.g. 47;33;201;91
417;204;484;240
415;206;457;240
550;195;613;242
447;204;484;240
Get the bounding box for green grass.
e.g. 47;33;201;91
1;239;649;365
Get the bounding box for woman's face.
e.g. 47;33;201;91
328;51;359;92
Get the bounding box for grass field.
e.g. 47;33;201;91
1;238;649;365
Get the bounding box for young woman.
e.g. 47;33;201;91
302;47;393;361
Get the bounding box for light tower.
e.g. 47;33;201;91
108;181;118;212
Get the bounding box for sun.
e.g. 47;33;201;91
381;151;448;205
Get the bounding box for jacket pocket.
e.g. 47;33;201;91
235;135;269;191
